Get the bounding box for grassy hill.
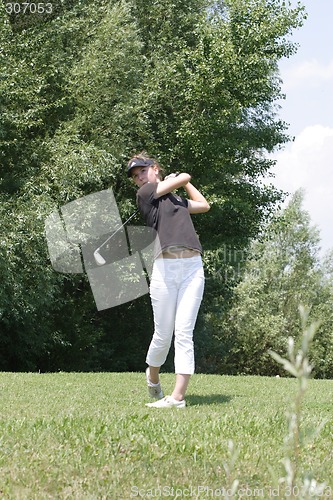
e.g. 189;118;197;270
0;372;332;498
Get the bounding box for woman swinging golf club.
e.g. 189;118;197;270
127;152;210;408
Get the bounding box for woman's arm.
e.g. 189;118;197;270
155;173;191;197
185;183;210;214
155;171;210;213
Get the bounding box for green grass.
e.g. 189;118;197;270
0;372;332;499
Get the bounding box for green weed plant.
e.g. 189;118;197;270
269;306;330;499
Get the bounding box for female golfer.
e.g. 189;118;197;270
127;153;210;408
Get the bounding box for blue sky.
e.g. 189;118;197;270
270;0;333;258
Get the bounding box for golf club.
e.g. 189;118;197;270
93;209;139;266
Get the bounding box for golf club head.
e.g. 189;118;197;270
94;250;106;266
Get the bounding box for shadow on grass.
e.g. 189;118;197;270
187;394;232;406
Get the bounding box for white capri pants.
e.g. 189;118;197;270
146;255;205;374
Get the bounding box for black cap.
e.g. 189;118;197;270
127;158;155;177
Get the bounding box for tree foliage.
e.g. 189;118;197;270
0;0;310;371
211;191;333;378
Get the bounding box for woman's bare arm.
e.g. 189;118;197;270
155;173;191;197
155;171;210;214
185;183;210;214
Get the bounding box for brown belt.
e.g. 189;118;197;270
157;246;201;259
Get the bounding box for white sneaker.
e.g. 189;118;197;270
146;368;164;400
145;396;186;409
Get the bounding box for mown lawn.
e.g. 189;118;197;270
0;372;332;499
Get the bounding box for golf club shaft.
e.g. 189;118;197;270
96;209;139;252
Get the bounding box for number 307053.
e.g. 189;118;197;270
5;3;53;14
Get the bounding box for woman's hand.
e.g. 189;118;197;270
164;172;180;181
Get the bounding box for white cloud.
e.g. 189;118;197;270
282;59;333;90
272;125;333;254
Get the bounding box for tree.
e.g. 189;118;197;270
310;250;333;378
211;190;333;377
0;0;307;371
